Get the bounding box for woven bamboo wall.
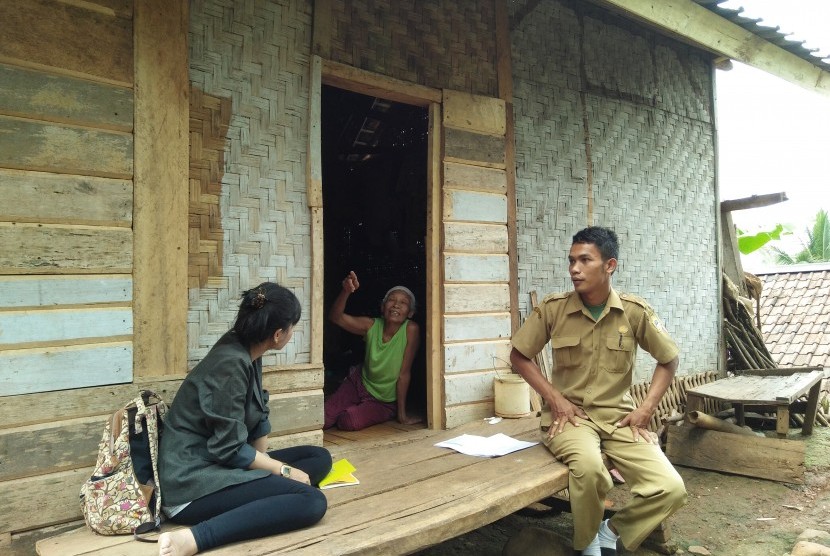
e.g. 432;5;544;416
510;0;720;382
328;0;498;97
188;0;314;367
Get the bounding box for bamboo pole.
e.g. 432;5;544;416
686;410;758;436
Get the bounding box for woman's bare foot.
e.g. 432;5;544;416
159;529;198;556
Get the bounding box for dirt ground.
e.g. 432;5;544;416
415;426;830;556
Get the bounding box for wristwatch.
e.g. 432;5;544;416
280;464;292;478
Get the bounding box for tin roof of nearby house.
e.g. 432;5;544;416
755;263;830;368
694;0;830;72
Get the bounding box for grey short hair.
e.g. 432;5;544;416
383;286;416;314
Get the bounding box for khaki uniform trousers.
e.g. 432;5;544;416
543;417;687;551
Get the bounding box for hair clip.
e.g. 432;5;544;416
253;288;267;309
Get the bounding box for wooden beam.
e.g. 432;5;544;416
494;0;513;102
720;192;788;213
322;59;442;106
592;0;830;97
504;107;519;333
495;1;520;333
0;63;133;132
309;206;324;366
311;0;332;58
667;425;805;484
308;56;323;366
720;211;746;296
0;223;132;275
0;170;132;227
426;102;443;430
0;116;133;179
0;0;133;87
132;0;189;377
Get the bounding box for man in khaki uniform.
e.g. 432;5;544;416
510;227;686;556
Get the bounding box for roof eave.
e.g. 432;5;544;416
590;0;830;98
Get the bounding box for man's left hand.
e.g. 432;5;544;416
616;408;659;444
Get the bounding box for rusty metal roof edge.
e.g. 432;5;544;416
694;0;830;72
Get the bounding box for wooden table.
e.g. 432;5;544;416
686;368;825;437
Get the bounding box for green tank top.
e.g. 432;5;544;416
363;318;409;402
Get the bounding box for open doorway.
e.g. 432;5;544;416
321;85;429;421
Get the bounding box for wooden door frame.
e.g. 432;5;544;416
308;56;444;428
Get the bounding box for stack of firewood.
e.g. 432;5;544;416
722;272;776;371
721;272;829;427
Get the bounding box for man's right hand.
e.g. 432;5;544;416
546;392;588;440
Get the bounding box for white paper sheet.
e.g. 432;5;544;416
434;433;538;457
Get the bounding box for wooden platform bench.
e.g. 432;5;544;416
37;416;568;556
686;367;826;437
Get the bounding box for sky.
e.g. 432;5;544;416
715;0;830;270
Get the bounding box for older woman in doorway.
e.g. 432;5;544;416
324;271;421;430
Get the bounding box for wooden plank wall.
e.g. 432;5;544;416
0;0;135;396
441;90;512;428
0;369;323;538
0;0;190;545
0;0;137;542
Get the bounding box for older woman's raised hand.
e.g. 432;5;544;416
342;271;360;293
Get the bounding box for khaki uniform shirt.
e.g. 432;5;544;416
511;288;679;434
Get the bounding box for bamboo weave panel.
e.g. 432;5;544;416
328;0;498;97
186;0;314;367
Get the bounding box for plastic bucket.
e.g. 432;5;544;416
494;375;532;418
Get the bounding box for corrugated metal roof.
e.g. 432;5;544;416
694;0;830;72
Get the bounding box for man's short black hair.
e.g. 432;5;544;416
572;226;619;261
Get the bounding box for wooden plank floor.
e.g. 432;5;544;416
38;417;568;556
323;420;428;446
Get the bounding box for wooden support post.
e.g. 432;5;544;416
308;56;323;366
803;381;822;435
133;0;189;377
776;405;790;437
685;392;704;414
733;402;745;426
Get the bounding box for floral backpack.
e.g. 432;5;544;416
79;390;167;540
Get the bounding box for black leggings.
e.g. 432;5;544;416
170;445;331;551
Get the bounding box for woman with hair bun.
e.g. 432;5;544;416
158;282;331;556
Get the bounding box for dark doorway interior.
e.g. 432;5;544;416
321;85;429;418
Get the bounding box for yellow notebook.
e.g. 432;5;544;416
319;458;360;489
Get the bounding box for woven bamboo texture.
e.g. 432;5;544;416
629;370;721;432
327;0;499;97
187;0;314;367
509;0;720;383
189;85;231;290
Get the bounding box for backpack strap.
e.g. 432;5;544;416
133;521;161;543
131;389;167;541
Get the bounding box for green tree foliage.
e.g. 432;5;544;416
768;209;830;264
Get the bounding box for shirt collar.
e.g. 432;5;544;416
564;288;622;314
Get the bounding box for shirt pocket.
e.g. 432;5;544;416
550;336;580;370
601;335;636;372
